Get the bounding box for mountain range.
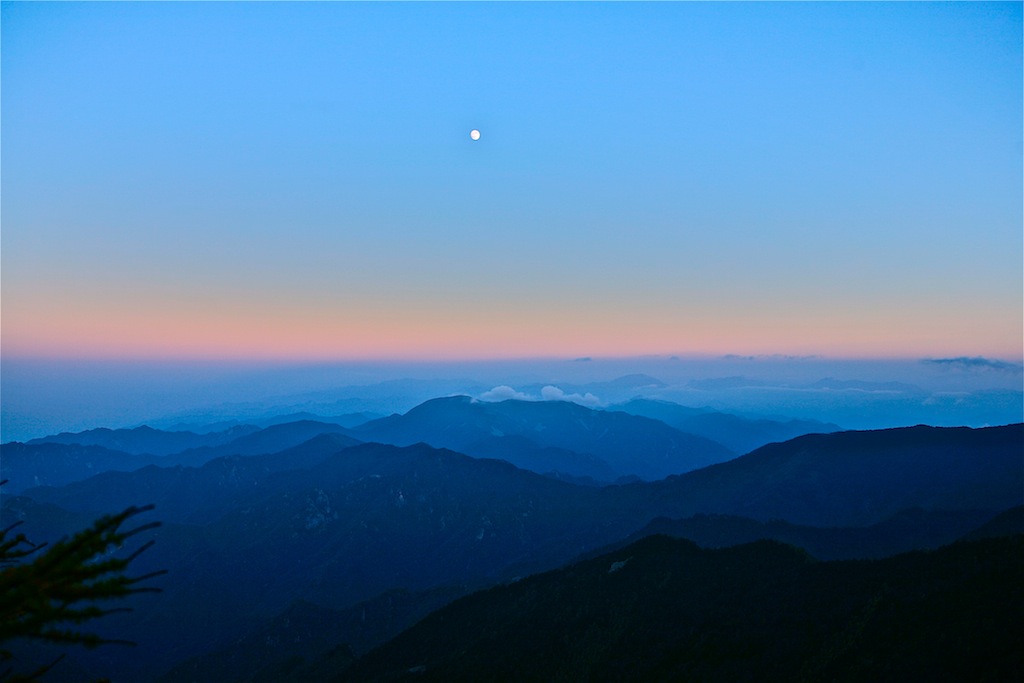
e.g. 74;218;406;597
2;395;1021;683
353;395;736;481
336;532;1024;682
607;397;841;455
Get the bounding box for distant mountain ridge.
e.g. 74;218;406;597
590;508;998;561
1;442;151;493
608;398;841;454
2;422;362;493
619;423;1024;526
26;424;261;455
355;396;735;480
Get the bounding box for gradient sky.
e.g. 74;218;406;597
3;1;1022;361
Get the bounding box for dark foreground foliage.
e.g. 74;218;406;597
0;501;163;682
335;533;1024;683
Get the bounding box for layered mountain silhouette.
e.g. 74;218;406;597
25;423;261;455
354;396;736;480
334;533;1024;683
2;422;362;493
11;443;619;681
5;396;857;489
4;415;1021;683
590;507;1000;561
613;423;1023;526
157;586;467;683
2;442;154;493
608;397;841;454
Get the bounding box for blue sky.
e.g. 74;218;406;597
2;1;1022;360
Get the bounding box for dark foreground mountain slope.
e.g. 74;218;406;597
157;587;466;683
8;443;620;682
961;504;1024;541
156;600;355;683
596;507;997;561
335;534;1024;683
609;423;1024;527
355;396;734;480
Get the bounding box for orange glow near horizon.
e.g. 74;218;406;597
4;296;1021;363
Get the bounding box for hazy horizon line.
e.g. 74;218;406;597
3;352;1023;367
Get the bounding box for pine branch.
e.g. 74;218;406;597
0;505;163;649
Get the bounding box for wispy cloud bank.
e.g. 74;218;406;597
541;385;602;407
923;357;1023;373
478;384;603;407
479;386;535;402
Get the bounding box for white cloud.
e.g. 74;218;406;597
479;385;534;402
540;385;602;407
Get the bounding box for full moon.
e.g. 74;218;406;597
470;129;481;141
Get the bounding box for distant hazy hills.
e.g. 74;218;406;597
25;423;261;455
2;422;362;494
354;395;736;480
2;395;868;489
608;398;841;455
5;395;743;489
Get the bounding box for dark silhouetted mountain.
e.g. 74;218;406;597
12;443;623;682
614;423;1024;527
355;396;734;480
335;534;1024;683
24;424;260;455
255;412;383;429
459;434;621;482
156;600;354;683
960;505;1024;541
158;586;467;683
1;494;101;542
9;423;1021;682
591;507;997;561
166;412;382;433
5;424;363;497
1;442;151;493
21;433;362;523
609;398;841;454
169;420;360;463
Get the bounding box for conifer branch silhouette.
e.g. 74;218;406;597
0;488;165;682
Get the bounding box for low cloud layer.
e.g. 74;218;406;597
478;385;603;407
479;386;535;402
540;385;603;407
923;357;1023;373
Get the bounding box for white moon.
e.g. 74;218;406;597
470;129;481;141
